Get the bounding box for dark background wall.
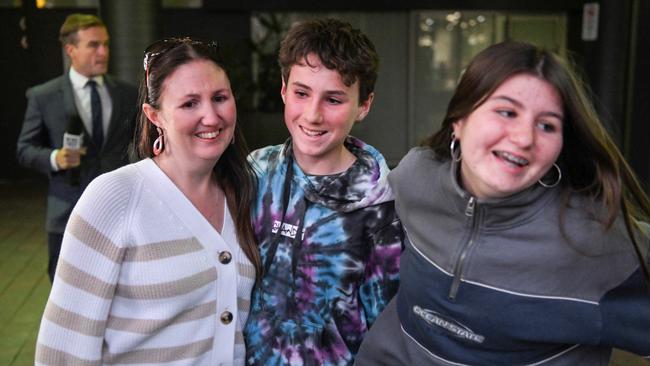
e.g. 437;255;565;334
1;5;72;181
627;0;650;192
1;0;647;192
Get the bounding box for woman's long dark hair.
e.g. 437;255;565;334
424;41;650;285
134;38;261;279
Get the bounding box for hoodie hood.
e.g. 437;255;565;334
286;136;393;212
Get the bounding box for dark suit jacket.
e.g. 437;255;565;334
16;74;138;233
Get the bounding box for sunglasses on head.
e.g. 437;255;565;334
143;37;220;82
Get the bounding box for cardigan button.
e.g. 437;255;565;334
220;311;233;324
219;251;232;264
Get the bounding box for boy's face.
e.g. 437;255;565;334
281;53;373;175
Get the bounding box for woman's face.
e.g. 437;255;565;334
146;59;236;167
452;73;564;199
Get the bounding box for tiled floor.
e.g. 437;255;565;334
0;179;647;365
0;180;50;366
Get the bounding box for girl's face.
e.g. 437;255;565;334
453;73;564;199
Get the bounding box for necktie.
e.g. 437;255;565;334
87;80;103;148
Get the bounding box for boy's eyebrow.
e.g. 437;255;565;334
291;81;347;96
291;81;312;91
325;90;347;96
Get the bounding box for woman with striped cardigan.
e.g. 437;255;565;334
35;37;261;366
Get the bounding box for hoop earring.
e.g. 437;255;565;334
153;127;164;156
450;133;462;162
538;163;562;188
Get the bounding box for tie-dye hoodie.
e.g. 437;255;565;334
244;136;402;366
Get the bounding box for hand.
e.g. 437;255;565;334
55;147;86;170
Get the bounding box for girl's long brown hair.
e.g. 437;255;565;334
424;41;650;285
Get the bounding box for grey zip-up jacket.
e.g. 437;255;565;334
356;146;650;366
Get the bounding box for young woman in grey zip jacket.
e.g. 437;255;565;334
355;41;650;366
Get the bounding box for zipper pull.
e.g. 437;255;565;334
465;197;476;217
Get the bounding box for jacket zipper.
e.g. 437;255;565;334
449;197;478;300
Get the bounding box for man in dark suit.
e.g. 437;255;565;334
16;14;138;282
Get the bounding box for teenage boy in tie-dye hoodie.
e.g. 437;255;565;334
244;18;403;366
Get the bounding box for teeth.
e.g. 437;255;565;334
495;151;529;166
302;127;326;137
197;131;220;139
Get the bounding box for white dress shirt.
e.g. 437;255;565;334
50;67;113;171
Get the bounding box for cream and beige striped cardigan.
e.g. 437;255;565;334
35;158;256;366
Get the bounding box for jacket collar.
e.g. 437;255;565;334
441;158;560;229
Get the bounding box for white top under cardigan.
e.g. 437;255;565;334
36;158;255;366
